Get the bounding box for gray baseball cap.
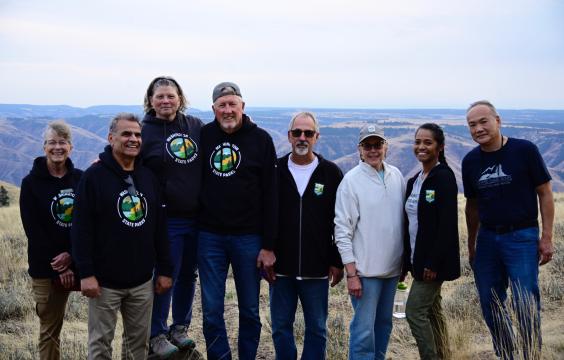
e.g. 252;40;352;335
358;123;386;144
212;82;242;102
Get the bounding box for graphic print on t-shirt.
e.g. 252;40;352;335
51;188;75;228
165;133;198;164
478;164;512;189
210;142;241;177
116;190;147;227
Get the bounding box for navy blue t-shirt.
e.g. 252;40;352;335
462;138;551;226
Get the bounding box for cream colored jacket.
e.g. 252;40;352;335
334;161;406;278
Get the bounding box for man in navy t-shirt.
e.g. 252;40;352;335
462;100;554;358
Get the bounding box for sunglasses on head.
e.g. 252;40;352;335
289;129;316;138
360;141;385;150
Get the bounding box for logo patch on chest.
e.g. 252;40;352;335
425;190;435;203
313;183;324;196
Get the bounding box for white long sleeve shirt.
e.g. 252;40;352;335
334;161;406;278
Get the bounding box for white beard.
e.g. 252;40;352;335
294;144;309;156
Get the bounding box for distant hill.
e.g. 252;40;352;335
1;104;563;191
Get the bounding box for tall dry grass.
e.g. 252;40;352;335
0;194;562;359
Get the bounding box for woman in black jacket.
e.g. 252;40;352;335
20;120;82;360
141;76;203;358
403;123;460;360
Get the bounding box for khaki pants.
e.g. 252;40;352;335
405;280;451;360
31;278;70;360
87;279;153;360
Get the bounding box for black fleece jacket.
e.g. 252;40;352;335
71;145;172;289
199;115;278;249
275;153;344;277
403;163;460;281
141;112;203;218
20;157;83;279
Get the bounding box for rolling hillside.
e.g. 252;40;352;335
1;104;563;191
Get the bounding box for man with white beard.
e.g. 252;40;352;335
270;112;344;359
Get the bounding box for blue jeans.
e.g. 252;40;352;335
151;218;198;338
198;231;262;360
349;276;399;360
270;277;329;360
473;227;541;359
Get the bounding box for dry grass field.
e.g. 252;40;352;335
0;183;562;359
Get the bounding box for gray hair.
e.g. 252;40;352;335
288;111;320;132
43;120;72;145
109;113;142;133
467;100;499;116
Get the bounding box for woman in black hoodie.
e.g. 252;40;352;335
20;120;82;360
140;76;203;357
403;123;460;360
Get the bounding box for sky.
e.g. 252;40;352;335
1;0;563;110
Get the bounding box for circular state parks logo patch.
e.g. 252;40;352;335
165;133;198;164
210;142;241;177
50;189;75;228
116;190;147;228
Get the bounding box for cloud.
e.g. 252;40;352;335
0;0;563;108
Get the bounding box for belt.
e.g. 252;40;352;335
481;219;538;234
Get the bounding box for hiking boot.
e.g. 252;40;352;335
149;333;178;359
169;325;196;350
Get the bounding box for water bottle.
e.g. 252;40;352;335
393;282;409;319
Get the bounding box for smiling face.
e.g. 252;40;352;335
212;95;245;134
413;128;442;165
43;130;72;166
150;85;180;121
466;104;502;150
108;119;142;162
359;136;387;170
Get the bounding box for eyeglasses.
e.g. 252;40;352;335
124;175;138;197
45;140;69;146
360;141;386;150
289;129;316;138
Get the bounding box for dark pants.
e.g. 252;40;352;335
406;280;449;360
198;231;262;360
270;277;329;360
473;227;541;359
151;218;198;338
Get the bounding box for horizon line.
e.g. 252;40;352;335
2;103;564;112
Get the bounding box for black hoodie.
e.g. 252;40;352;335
141;112;203;218
71;145;172;289
20;157;83;279
199;115;278;249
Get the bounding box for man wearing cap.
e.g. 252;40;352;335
463;100;554;357
334;123;405;360
198;82;278;360
270;111;344;359
72;113;173;359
